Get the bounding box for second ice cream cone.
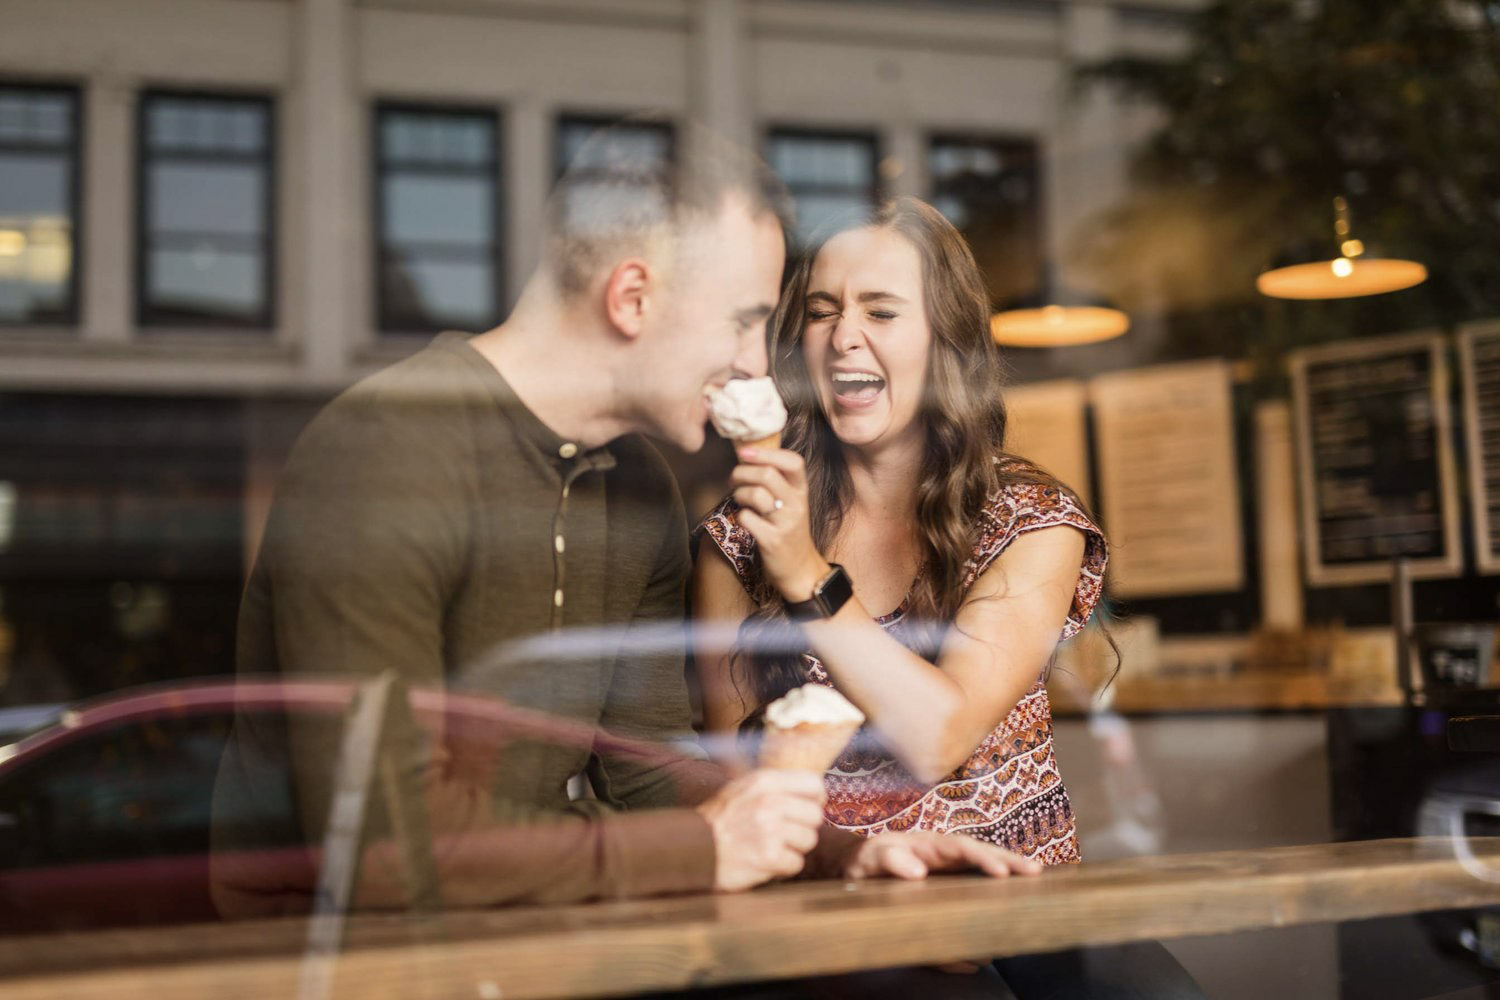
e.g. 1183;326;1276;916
759;684;865;773
759;720;858;773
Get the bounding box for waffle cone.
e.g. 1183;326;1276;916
759;721;858;773
740;430;782;451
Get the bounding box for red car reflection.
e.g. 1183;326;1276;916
0;679;692;934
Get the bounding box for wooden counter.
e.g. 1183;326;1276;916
1051;671;1405;715
2;838;1497;999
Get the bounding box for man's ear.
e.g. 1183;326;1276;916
603;258;652;340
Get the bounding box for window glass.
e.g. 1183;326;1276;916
0;86;79;324
375;105;501;334
138;93;274;327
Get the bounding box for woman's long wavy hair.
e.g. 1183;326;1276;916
732;197;1108;720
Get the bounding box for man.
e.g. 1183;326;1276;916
213;123;1035;916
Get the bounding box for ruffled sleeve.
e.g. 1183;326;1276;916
694;496;760;596
962;463;1109;641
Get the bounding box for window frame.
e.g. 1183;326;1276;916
134;88;278;330
0;80;84;328
371;100;505;337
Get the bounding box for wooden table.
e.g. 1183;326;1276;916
2;838;1498;999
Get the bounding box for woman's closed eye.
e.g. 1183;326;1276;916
806;307;840;322
867;310;898;321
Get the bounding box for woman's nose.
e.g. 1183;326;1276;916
830;314;866;354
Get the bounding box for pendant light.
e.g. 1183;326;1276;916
989;304;1129;347
990;262;1130;348
1256;196;1427;300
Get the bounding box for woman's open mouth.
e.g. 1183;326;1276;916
831;370;885;408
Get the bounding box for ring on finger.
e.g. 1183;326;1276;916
773;498;785;511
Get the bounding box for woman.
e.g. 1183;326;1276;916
691;196;1108;867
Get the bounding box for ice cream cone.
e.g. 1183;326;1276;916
758;684;865;773
708;378;786;448
732;429;784;525
741;430;782;451
759;721;859;773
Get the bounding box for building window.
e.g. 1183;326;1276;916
764;128;880;247
137;92;275;328
0;84;81;325
374;104;501;335
555;114;674;179
928;135;1042;309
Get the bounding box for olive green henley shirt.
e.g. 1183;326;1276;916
220;333;721;909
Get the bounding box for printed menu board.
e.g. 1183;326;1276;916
1460;321;1500;575
1290;332;1460;586
1089;360;1244;598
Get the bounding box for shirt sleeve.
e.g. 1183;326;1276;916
252;398;466;691
694;495;760;595
964;475;1110;641
214;798;719;914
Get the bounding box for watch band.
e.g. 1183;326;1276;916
783;563;853;622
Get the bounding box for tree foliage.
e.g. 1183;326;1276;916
1076;0;1500;362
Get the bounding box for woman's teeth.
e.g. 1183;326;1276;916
832;372;885;400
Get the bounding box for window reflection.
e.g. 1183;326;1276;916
556;115;674;178
765;129;880;247
138;93;274;328
375;105;501;335
0;85;78;325
928;135;1042;309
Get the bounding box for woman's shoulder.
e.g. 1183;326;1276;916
983;455;1095;529
969;454;1107;571
695;495;758;583
968;455;1110;637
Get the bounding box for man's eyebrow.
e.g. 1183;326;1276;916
733;304;774;324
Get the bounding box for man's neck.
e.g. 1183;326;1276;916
468;293;630;450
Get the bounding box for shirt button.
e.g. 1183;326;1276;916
554;535;566;554
558;442;578;459
553;589;564;608
562;485;570;499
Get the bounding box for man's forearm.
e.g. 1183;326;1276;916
365;806;719;907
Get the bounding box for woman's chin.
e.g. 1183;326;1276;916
829;417;890;450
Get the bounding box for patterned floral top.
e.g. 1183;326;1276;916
697;457;1108;866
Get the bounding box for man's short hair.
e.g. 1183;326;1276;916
545;116;793;297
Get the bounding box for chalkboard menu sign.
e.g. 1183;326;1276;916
1460;321;1500;575
1291;332;1460;586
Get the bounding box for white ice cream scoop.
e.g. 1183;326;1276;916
708;377;787;445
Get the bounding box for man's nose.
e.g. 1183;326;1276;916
733;327;770;378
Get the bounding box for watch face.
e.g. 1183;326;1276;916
816;564;854;618
780;563;852;617
785;563;853;622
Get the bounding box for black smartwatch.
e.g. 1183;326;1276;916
783;563;854;622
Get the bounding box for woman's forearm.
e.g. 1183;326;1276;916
800;600;978;782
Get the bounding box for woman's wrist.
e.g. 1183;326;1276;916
777;556;832;603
